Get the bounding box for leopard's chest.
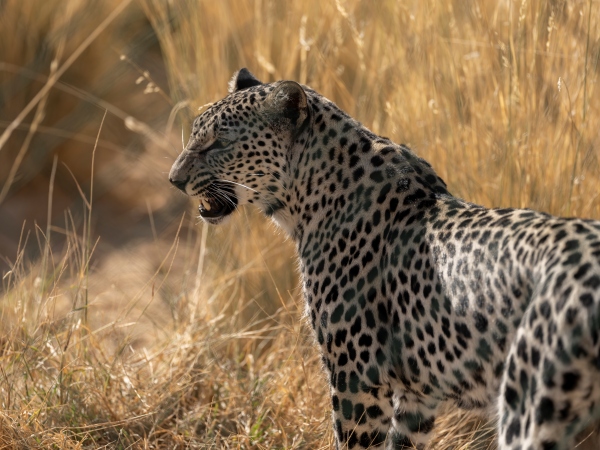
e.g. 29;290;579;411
296;202;541;405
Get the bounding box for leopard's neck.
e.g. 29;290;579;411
271;95;451;247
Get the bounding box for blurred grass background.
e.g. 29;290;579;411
0;0;599;448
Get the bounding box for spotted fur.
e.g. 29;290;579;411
169;69;600;449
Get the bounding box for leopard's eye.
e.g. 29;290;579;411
201;138;231;153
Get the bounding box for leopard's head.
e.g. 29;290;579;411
169;68;309;224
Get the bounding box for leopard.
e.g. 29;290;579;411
169;68;600;450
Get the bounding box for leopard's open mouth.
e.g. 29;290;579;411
198;181;238;223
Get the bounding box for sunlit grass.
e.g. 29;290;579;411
1;0;599;448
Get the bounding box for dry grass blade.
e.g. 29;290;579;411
0;0;133;153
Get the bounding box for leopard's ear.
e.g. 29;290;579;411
265;81;309;132
228;68;263;93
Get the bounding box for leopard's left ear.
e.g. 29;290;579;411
265;81;309;132
229;68;263;93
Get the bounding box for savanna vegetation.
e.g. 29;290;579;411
1;0;599;448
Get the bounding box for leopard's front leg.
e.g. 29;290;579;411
389;391;439;450
329;371;438;449
329;375;393;449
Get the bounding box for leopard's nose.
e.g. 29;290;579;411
169;151;193;192
169;175;190;192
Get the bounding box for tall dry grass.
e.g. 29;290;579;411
1;0;599;448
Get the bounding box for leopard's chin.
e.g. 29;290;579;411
198;181;238;224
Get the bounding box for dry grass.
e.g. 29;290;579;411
1;0;599;448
